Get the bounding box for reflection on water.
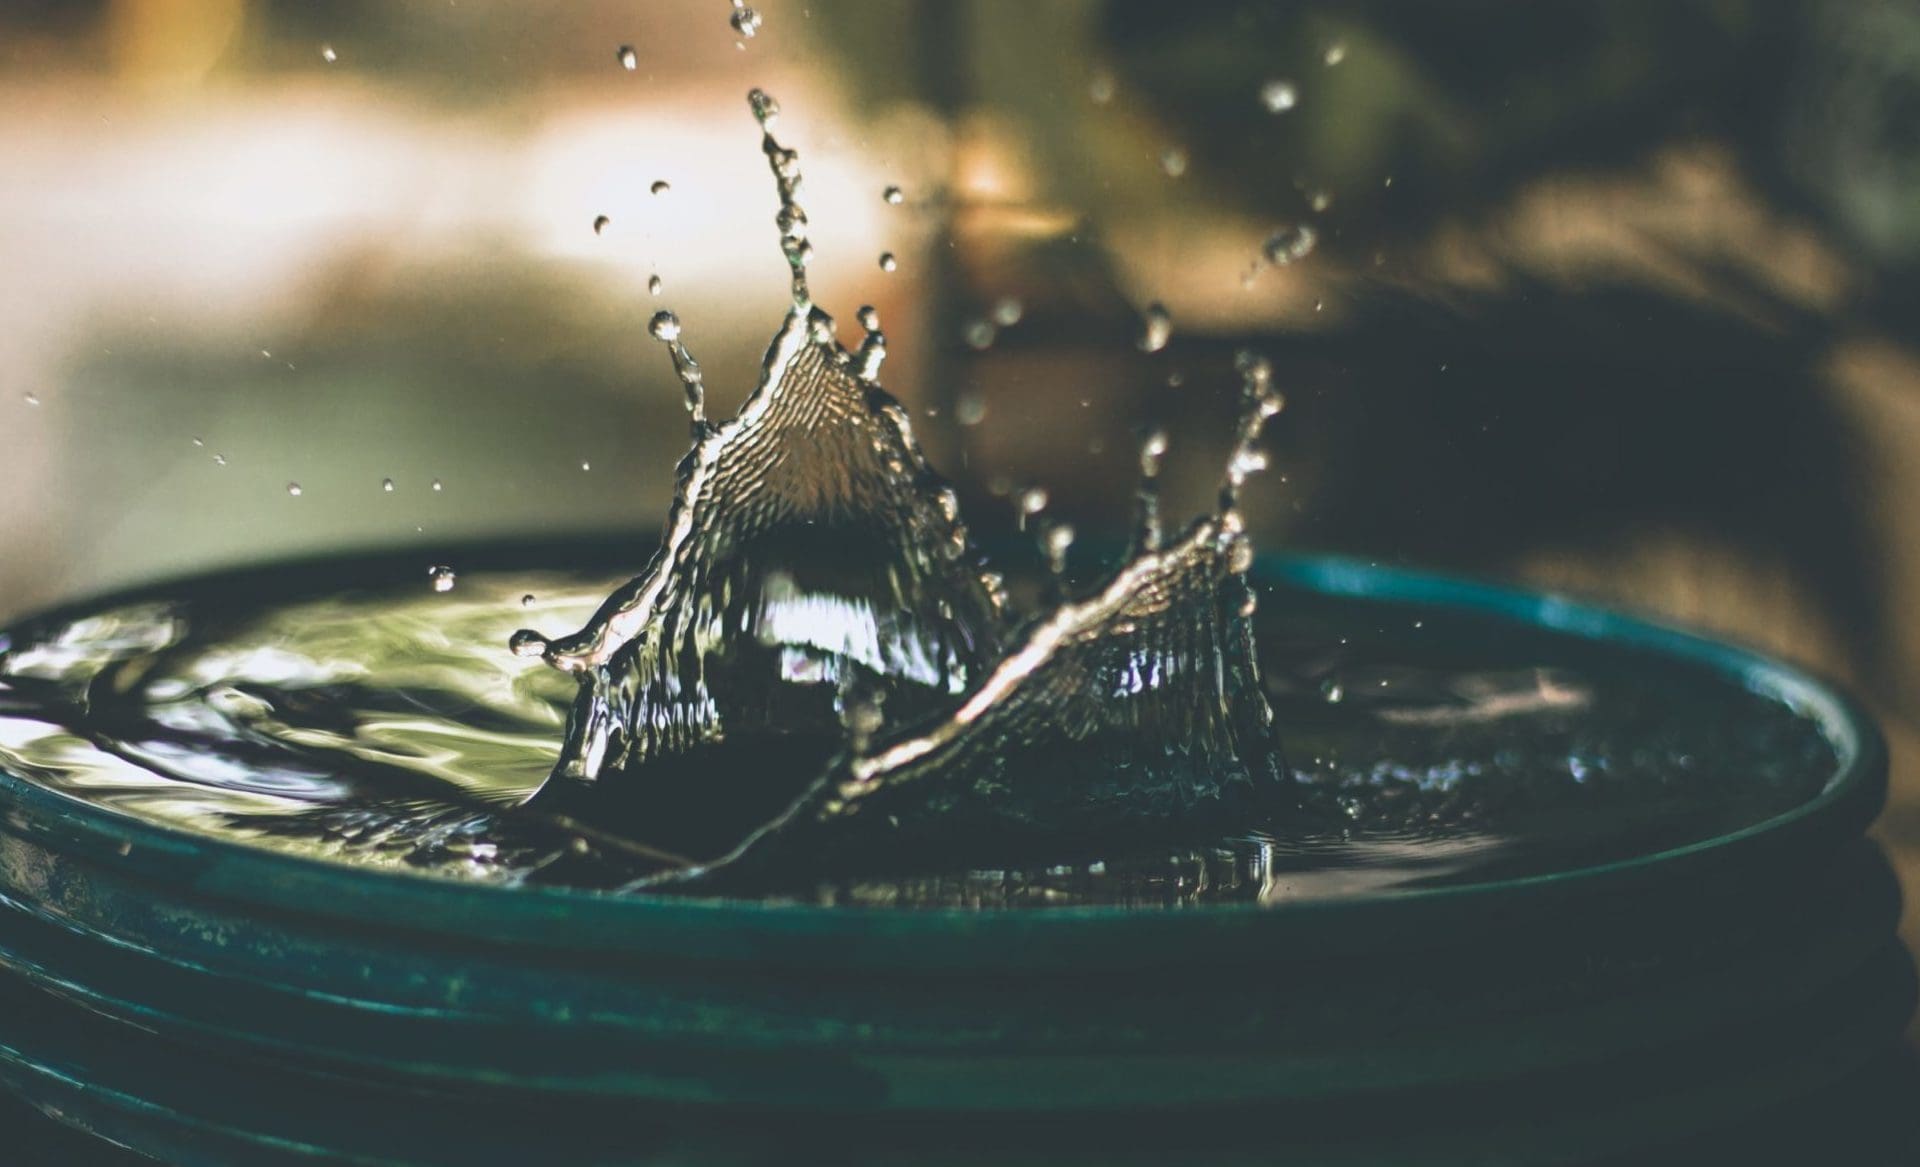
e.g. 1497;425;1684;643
0;554;1835;905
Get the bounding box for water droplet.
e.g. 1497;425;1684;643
878;251;898;273
857;305;881;331
1322;678;1346;703
617;45;638;70
592;214;610;235
1228;446;1270;484
648;309;681;341
190;436;204;447
381;477;395;493
1308;189;1332;213
430;478;444;492
991;297;1023;327
1140;425;1169;467
320;44;338;64
1089;70;1115;104
21;392;40;407
1138;302;1173;353
1323;41;1348;67
509;629;548;658
212;453;227;466
580;460;592;472
882;184;904;205
650;179;670;196
747;88;780;127
429;565;457;593
963;319;997;351
520;593;537;609
1159;148;1189;178
729;5;762;38
1043;523;1076;568
955;391;987;427
648;274;663;296
1259;80;1297;113
286;483;303;497
1262;223;1318;266
1016;486;1049;516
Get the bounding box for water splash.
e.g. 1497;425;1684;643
511;91;1290;881
513;91;1009;858
655;360;1290;888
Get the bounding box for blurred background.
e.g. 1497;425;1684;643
3;0;1920;1027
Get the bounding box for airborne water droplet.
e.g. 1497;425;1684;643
593;215;610;235
509;629;548;658
617;45;638;70
1262;223;1318;266
747;88;779;127
1088;70;1115;105
320;44;338;64
1260;80;1297;113
882;185;904;205
729;5;762;38
648;275;663;296
1323;41;1348;66
1308;189;1332;213
521;593;537;609
1138;302;1173;353
1043;523;1076;572
381;478;395;493
1159;148;1189;178
21;392;39;407
431;478;444;492
483;83;1295;894
286;483;303;497
650;180;670;196
429;566;457;593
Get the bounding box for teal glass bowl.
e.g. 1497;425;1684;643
0;544;1907;1164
